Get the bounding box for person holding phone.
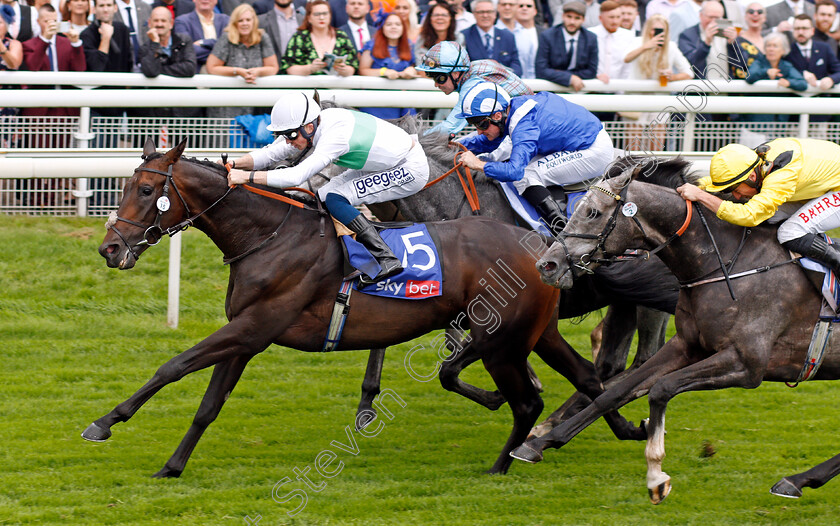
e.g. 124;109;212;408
81;0;133;74
677;0;738;81
622;14;692;150
281;0;357;76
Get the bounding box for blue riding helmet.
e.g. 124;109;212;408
454;81;511;119
416;41;470;73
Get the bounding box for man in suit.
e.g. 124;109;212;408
114;0;151;67
22;4;86;125
678;0;739;81
514;0;544;78
338;0;372;55
813;0;838;56
258;0;305;60
535;0;597;91
462;0;522;75
764;0;814;34
788;14;840;122
173;0;228;73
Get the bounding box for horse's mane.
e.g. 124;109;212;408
605;156;699;189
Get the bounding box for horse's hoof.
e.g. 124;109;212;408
509;442;543;463
770;477;802;499
152;466;183;478
648;478;671;505
355;409;377;431
81;422;112;442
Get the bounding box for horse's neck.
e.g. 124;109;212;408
634;183;783;281
183;171;320;261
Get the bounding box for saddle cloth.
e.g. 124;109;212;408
341;223;443;300
498;182;587;235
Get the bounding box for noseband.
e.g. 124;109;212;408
554;180;692;278
108;163;233;262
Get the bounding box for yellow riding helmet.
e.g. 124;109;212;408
707;143;763;193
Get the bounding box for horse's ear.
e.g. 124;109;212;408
312;89;320;106
164;139;188;165
142;138;156;159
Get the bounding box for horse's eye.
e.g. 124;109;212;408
140;185;153;196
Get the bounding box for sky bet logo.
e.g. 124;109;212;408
374;278;440;298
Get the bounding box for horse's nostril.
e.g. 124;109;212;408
106;245;117;255
538;260;557;273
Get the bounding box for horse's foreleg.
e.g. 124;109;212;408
356;348;386;431
771;453;840;499
481;352;543;475
154;354;254;478
82;317;270;443
511;335;693;464
439;341;507;411
529;327;645;442
644;347;762;504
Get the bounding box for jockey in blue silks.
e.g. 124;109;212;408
456;81;614;236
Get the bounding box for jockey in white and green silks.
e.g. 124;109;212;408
226;91;430;284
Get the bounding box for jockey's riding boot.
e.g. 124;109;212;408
783;234;840;275
535;196;568;238
347;215;404;285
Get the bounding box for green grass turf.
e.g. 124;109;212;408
1;216;839;525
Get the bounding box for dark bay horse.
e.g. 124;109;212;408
360;128;677;435
85;139;644;477
511;157;840;502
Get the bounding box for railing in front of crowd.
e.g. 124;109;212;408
3;72;840;216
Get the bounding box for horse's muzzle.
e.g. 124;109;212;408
536;257;573;289
99;240;136;270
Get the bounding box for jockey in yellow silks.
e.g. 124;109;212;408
677;138;840;273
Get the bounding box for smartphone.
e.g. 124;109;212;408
715;18;733;37
653;27;664;36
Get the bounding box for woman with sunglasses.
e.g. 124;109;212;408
416;40;532;136
225;91;430;285
281;0;358;76
677;139;840;276
456;82;613;237
729;2;766;80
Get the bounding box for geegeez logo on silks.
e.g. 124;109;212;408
353;167;415;198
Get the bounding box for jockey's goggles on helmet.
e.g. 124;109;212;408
273;128;302;140
431;72;450;85
467;116;493;130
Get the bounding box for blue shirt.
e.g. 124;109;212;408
460;91;603;182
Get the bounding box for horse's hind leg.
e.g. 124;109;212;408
632;307;669;368
771;453;840;498
154;354;254;478
357;348;386;431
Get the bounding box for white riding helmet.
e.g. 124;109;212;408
266;91;321;132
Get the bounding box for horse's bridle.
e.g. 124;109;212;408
107;163;233;262
553;178;692;277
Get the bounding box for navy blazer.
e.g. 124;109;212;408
339;22;373;53
535;25;597;86
678;24;740;79
461;25;522;76
173;10;231;70
786;40;840;84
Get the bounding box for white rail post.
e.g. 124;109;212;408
798;113;810;138
73;89;96;216
167;232;182;329
682;112;696;152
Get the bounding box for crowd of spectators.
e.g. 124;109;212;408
3;0;840;132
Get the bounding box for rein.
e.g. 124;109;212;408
422;142;481;215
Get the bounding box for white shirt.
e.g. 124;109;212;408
590;25;634;79
117;0;140;34
514;25;538;78
455;11;476;33
786;0;805;16
253;109;414;188
7;1;41;40
346;20;370;50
